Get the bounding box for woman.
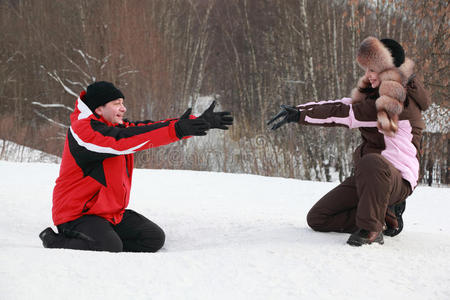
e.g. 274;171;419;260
268;37;430;246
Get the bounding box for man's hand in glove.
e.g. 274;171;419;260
199;101;233;130
175;108;210;139
267;105;300;130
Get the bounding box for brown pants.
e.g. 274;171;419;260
307;153;412;233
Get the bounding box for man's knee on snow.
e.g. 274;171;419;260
91;231;123;252
140;226;165;252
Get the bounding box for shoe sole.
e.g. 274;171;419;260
347;235;384;246
347;239;384;246
383;202;406;237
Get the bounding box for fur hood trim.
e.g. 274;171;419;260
356;37;394;73
352;37;416;137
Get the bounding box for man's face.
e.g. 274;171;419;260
95;98;126;124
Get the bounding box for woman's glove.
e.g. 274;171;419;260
267;105;300;130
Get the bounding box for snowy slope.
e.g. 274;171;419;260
0;140;61;164
0;161;449;300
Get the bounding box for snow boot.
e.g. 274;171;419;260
347;229;384;246
39;227;60;248
383;201;406;237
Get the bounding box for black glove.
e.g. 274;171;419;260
175;108;210;139
199;101;233;130
267;105;300;130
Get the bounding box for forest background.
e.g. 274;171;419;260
0;0;448;185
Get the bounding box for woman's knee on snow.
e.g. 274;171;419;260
306;208;329;232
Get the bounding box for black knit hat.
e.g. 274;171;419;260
83;81;124;112
380;38;405;67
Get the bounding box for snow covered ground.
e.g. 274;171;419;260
1;161;449;300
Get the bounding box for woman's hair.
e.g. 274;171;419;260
358;86;379;100
359;85;409;107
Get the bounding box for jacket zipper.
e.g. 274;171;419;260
125;155;131;178
82;190;100;213
122;183;128;209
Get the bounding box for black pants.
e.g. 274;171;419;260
51;209;165;252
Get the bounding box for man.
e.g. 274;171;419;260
39;81;233;252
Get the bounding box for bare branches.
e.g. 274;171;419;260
0;0;447;183
45;69;79;98
31;102;73;112
33;110;69;129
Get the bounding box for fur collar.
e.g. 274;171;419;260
351;58;415;137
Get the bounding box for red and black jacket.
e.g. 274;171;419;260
52;91;182;225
